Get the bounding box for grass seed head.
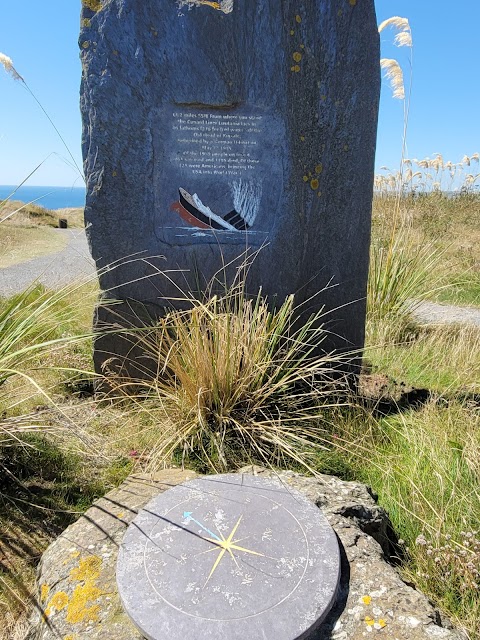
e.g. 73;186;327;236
0;52;23;81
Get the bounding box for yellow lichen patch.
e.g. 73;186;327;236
45;591;69;616
344;144;349;151
66;582;102;624
69;556;102;583
362;595;372;605
41;584;50;603
349;0;357;5
338;9;343;17
303;175;309;182
293;52;302;63
300;44;305;49
290;29;295;36
82;18;92;27
112;171;118;177
317;190;322;197
320;94;327;101
82;41;90;49
310;178;319;190
291;65;301;73
365;616;375;627
315;163;323;175
295;14;302;23
65;555;105;625
378;619;387;629
82;0;102;11
64;636;77;640
300;136;305;142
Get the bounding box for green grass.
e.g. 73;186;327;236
352;400;480;637
434;274;480;307
365;323;480;394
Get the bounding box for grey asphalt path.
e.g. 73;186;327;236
411;300;480;327
0;229;96;297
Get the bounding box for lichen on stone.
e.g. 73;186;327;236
45;591;69;616
41;583;50;602
82;0;103;11
66;582;103;624
69;556;102;582
64;555;105;624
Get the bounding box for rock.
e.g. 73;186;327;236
80;0;380;377
26;467;466;639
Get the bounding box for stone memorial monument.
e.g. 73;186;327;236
117;473;341;640
80;0;380;375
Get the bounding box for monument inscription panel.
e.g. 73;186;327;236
155;106;284;245
117;474;341;640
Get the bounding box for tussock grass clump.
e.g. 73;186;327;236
106;289;347;474
0;283;93;388
367;227;444;343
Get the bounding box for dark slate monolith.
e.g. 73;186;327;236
80;0;380;378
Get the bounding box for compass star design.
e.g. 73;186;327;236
199;515;265;586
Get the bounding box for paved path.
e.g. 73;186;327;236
0;229;96;297
411;299;480;327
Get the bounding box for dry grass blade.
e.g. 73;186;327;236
105;286;349;474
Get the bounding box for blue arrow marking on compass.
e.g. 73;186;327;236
183;512;222;542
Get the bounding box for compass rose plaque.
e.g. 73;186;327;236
117;474;341;639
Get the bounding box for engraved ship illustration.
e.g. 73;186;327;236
172;187;253;232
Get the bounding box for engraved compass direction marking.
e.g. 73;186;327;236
183;511;222;542
200;515;266;587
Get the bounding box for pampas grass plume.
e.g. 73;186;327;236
378;16;413;48
380;58;405;99
0;52;23;81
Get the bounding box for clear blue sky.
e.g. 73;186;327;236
1;1;479;186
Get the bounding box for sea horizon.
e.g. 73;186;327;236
0;185;86;210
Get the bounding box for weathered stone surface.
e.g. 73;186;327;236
117;474;341;640
26;470;196;640
80;0;380;374
27;468;466;640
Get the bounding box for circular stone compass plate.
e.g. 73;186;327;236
117;474;340;640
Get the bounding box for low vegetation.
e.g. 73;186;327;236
0;199;84;228
1;203;479;636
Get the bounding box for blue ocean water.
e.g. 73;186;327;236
0;185;86;210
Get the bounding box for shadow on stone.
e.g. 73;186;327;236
309;535;350;639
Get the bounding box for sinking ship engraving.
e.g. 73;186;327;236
171;180;261;232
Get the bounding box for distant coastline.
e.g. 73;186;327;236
0;185;86;210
